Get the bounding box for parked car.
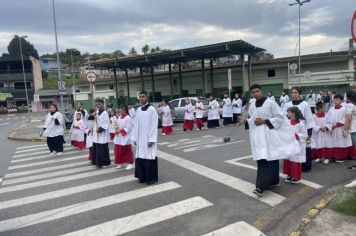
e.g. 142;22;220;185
133;102;176;128
168;97;223;122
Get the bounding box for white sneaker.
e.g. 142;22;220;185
196;128;201;131
335;160;345;163
162;133;166;136
125;164;134;170
201;127;205;130
116;164;125;169
323;159;329;164
50;152;55;156
315;159;320;163
57;152;62;156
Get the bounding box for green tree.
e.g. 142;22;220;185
128;47;137;56
7;36;39;59
112;50;125;58
252;51;274;61
65;48;81;56
141;44;150;54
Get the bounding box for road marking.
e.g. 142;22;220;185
3;165;100;185
13;147;77;158
225;159;323;189
158;150;285;207
174;138;233;149
0;123;9;126
0;175;136;210
15;146;74;154
183;140;245;152
160;135;216;148
201;221;265;236
16;143;71;150
8;154;89;170
5;161;91;178
60;196;212;236
11;150;82;163
30;119;41;123
0;165;118;194
0;182;182;232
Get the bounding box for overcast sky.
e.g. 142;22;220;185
0;0;354;58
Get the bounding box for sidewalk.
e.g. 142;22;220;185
7;113;48;142
292;181;356;236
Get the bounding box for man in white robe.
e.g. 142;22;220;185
43;104;65;155
132;91;159;185
207;95;220;128
239;84;300;197
92;99;111;168
222;92;233;125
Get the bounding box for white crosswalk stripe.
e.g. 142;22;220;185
11;150;81;163
60;196;212;236
15;145;73;154
13;147;77;158
201;221;266;236
0;182;182;232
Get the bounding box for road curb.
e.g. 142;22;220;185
8;130;46;142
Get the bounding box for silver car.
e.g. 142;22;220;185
169;97;222;122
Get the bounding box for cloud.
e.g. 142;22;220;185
0;0;353;58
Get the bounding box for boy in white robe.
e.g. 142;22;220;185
327;95;352;163
232;93;242;124
312;102;333;163
267;91;275;102
160;100;174;135
109;111;118;141
222;92;233;125
92;99;111;168
284;87;315;172
279;92;289;110
70;112;86;150
114;105;134;170
207;95;220;128
239;84;300;197
43;104;65;156
284;107;308;184
85;109;96;161
195;97;205;130
132;91;159;185
183;98;194;131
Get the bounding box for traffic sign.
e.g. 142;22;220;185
58;80;66;95
290;63;298;75
352;10;356;43
85;71;97;83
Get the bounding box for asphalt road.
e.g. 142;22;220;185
0;114;355;236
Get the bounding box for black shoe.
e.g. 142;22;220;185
147;180;157;185
253;188;263;197
347;165;356;170
284;176;292;183
290;178;301;184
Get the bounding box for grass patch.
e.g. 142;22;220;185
43;76;88;89
332;190;356;217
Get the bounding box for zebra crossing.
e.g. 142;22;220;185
0;142;269;235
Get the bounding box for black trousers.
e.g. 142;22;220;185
302;147;312;172
232;113;241;124
256;159;280;191
92;143;111;167
47;135;64;153
207;119;219;128
223;117;233;125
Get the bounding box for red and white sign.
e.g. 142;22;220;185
85;71;97;83
352;10;356;43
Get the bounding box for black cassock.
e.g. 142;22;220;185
256;159;280;191
92;143;111;167
135;157;158;184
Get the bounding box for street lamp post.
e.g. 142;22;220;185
289;0;311;85
52;0;64;110
15;35;30;111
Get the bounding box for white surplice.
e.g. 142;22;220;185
279;95;289;110
287;121;307;163
113;114;132;146
43;112;64;137
195;101;204;119
85;120;95;148
70;116;85;142
247;98;300;161
109;115;118;134
93;110;110;144
222;98;233;118
232;98;242;114
208;99;220;120
161;105;173;126
327;106;352;148
184;103;194;120
311;113;333;149
131;104;158;160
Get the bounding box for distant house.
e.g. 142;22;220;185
40;57;61;72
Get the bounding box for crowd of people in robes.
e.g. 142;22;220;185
239;84;356;197
42;91;159;185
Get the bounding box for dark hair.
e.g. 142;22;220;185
333;94;343;100
50;104;58;112
139;90;148;96
316;101;324;110
223;91;229;95
268;91;273;95
89;108;96;114
291;86;302;95
287;106;305;123
250;84;262;91
95;98;104;104
121;105;129;114
346;90;356;105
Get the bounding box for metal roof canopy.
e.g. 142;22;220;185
92;39;265;69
